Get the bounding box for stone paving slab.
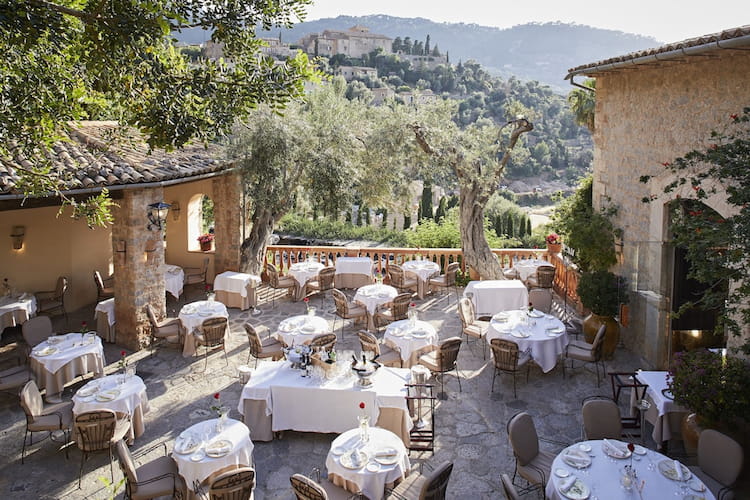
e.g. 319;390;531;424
0;286;702;499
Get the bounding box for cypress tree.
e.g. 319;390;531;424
507;214;514;238
434;196;447;222
403;214;411;229
419;183;433;221
494;214;503;237
526;217;532;236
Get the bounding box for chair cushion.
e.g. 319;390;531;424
131;456;183;500
153;322;181;337
261;337;282;349
346;304;366;317
418;351;440;372
276;276;297;288
30;403;73;431
463;324;486;339
377;348;402;368
320;478;354;500
387;470;427;499
566;344;595;362
568;339;593;350
428;275;447;286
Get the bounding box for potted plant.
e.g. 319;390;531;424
545;232;562;254
576;270;629;358
668;349;750;451
197;233;214;251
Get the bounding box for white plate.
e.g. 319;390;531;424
689;480;706;492
175;436;201;455
633;444;647;455
547;326;564;334
562;451;591;469
658;459;692;481
602;441;631;459
190;450;206;462
366;462;381;472
577;444;592;453
390;330;404;337
559;479;590;500
77;384;99;397
34;346;58;357
555;468;570;478
511;331;530;338
374;448;400;465
411;331;429;338
331;446;346;456
205;439;233;458
339;450;368;469
95;389;120;402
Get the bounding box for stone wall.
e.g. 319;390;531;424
112;188;167;350
212;171;243;274
592;50;750;367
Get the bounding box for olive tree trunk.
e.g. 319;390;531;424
240;207;281;276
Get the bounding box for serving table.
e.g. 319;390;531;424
335;257;374;289
213;271;260;310
178;301;229;357
326;426;411;500
289;262;325;301
73;373;149;443
0;294;36;334
164;264;185;299
401;260;440;299
95;298;116;343
384;320;438;368
275;314;330;347
353;284;398;331
238;362;412;444
486;309;567;373
634;370;689;447
173;418;254;499
29;332;105;399
464;280;529;317
545;439;713;500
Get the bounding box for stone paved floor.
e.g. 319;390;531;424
0;285;708;499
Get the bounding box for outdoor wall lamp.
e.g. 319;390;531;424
11;225;25;250
170;201;181;221
146;202;171;231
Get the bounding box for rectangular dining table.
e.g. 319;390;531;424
212;271;260;310
464;280;529;317
238;362;412;445
634;370;689;448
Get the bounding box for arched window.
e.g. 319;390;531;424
188;194;215;251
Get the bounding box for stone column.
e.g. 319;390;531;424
212;171;242;274
111;187;167;350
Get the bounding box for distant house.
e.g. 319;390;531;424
371;87;396;105
299;26;392;59
335;65;378;81
397;89;438;106
565;26;750;367
396;52;450;70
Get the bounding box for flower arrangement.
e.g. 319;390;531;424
303;296;311;313
197;233;214;244
528;302;534;313
80;321;88;334
210;392;227;416
545;233;561;245
667;349;750;429
118;350;128;371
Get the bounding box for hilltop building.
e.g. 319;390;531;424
299;25;392;59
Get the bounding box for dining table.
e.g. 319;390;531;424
353;284;398;331
335;257;375;289
325;426;411;500
94;298;116;343
0;293;37;335
275;314;330;347
545;439;714;500
172;417;255;499
72;373;149;443
212;271;260;311
238;361;412;445
288;261;325;301
512;258;551;283
400;260;440;299
633;370;689;448
29;332;106;401
486;309;568;373
383;319;438;368
178;300;229;357
464;280;529;317
164;264;185;299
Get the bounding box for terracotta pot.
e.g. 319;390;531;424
681;413;704;455
582;313;620;359
547;242;562;254
200;241;212;252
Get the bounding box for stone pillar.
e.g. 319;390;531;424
112;188;167;350
212;172;243;274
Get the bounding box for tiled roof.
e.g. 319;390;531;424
0;121;230;196
567;25;750;77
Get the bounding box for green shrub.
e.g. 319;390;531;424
278;214;408;246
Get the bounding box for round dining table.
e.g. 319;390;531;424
545;439;714;500
275;314;330;347
0;294;37;334
288;261;325;300
325;426;411;500
486;309;568;373
513;258;551;282
400;260;440;299
384;319;438;367
173;417;255;499
353;284;398;332
72;373;149;443
178;300;229;357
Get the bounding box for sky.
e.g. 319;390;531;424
303;0;749;44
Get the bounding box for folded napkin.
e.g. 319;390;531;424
177;434;201;453
559;475;578;493
602;438;628;458
564;449;590;467
206;440;232;455
673;459;684;481
375;447;398;458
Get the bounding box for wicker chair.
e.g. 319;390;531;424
35;276;68;321
526;265;555;289
386;461;453;500
266;263;297;308
563;324;607;386
332;289;367;338
427;262;460;302
73;409;130;487
489;339;530;398
195;317;228;371
306;267;336;307
388;265;418;294
145;304;182;356
373;293;412;331
244;323;284;367
93;271;114;302
528;288;552;314
457;297;489;359
207;466;255;500
115;440;187;500
418;337;462;399
357;331;402;368
19;380;73;464
310;333;337;353
290;472;358;500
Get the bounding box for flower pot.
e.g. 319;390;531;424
681;413;704;455
200;241;212;252
547;242;562;254
582;313;620;359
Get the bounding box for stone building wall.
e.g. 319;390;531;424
591;50;750;367
212;171;243;274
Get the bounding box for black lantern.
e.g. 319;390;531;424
146;202;171;231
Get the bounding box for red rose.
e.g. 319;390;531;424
359;402;365;409
730;113;738;120
82;321;87;327
205;284;211;291
410;303;416;307
214;393;220;399
304;297;309;302
120;350;126;356
627;443;635;453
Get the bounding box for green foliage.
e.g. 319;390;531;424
567;79;596;132
98;476;125;500
640;107;750;353
278;214;408;246
406;208;518;249
576;270;629;317
419;183;433;220
434;196;447;222
200;195;214;234
553;175;618;272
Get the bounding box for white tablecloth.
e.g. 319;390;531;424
464;280;529;317
73;374;149;441
173;418;254;494
238;362;411;436
289;262;325;288
545;439;714;500
335;257;374;277
513;259;550;282
486;310;567;373
275;314;330;347
635;370;689;445
164;264;185;299
401;260;440;299
29;333;105;394
384;320;438;366
213;271;260;298
179;301;229;357
326;427;411;500
354;285;398;315
95;298;115;327
0;294;37;332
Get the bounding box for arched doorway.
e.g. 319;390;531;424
187;194;215;252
